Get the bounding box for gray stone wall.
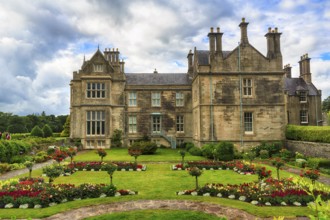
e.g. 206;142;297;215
286;140;330;158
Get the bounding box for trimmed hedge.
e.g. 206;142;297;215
0;140;32;163
286;125;330;143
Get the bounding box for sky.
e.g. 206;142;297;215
0;0;329;116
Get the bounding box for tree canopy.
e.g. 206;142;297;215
322;96;330;112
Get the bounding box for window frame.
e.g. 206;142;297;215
243;78;253;97
151;92;161;107
93;64;104;72
300;110;308;124
176;92;184;107
176;115;184;133
299;91;307;103
128;115;137;133
152;115;161;133
128;92;137;106
86;82;106;99
86;111;106;136
244;112;253;134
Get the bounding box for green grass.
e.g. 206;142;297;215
0;148;316;219
74;148;205;162
84;209;226;220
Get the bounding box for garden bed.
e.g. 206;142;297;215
0;177;137;209
177;177;330;207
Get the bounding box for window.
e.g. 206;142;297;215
176;139;185;147
94;64;103;72
176;115;184;132
151;92;161;106
244;112;253;133
299;91;307;102
152;116;161;133
243;79;252;96
300;110;308;123
86;111;105;136
128;92;137;106
86;140;94;148
176;92;184;106
128;116;137;133
97;140;105;148
87;83;106;98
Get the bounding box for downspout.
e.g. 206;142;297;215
315;95;319;126
238;43;243;149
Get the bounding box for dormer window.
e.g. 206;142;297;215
299;91;307;103
94;64;103;72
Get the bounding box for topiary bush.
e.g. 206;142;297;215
286;125;330;143
30;126;44;138
42;124;53;138
129;141;157;155
188;146;202;156
215;141;235;161
201;143;216;159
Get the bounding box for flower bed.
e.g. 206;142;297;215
0;178;137;209
173;161;255;175
177;177;330;206
67;161;147;172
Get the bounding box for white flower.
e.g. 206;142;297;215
19;204;29;209
129;169;133;171
226;168;229;170
178;168;182;170
73;198;81;201
210;168;214;170
218;168;222;170
61;199;68;203
34;204;42;209
239;196;246;201
91;169;95;171
129;190;136;195
217;193;222;197
293;202;301;206
191;191;198;196
265;202;271;206
203;193;210;197
115;192;121;197
203;168;206;170
137;169;142;171
228;195;235;199
121;169;126;171
99;193;107;198
251;200;258;205
281;202;287;206
177;191;184;195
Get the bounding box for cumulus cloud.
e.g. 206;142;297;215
0;0;329;116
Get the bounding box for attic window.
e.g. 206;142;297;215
94;64;103;72
299;91;307;103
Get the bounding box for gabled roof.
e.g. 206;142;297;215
125;73;191;85
284;77;319;96
196;50;232;65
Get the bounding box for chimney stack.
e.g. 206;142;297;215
265;27;282;59
239;18;249;45
283;64;292;78
299;53;312;83
187;49;194;74
215;27;223;57
208;27;216;55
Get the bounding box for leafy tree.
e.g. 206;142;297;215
61;115;70;137
42;124;53;137
7;115;28;133
30;125;44;137
272;157;284;180
102;163;118;186
96;148;107;162
188;167;203;189
43;165;63;183
24;161;34;178
0;112;12;132
322;96;330;112
179;150;186;166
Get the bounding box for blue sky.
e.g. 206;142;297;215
0;0;329;115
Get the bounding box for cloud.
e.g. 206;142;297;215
0;0;329;116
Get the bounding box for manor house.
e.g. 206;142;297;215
70;18;322;149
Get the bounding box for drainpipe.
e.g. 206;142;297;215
315;96;318;126
238;42;243;150
209;74;214;141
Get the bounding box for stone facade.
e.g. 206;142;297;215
286;140;330;158
70;18;321;149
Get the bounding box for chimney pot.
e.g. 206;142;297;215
275;27;278;33
242;17;245;22
210;27;214;33
268;27;271;32
217;27;220;33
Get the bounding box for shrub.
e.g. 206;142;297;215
259;150;269;159
185;142;195;151
201;144;216;159
43;165;63;183
129;141;157;155
286;125;330;143
30;126;44;138
188;147;202;156
216;142;235;161
253;142;282;157
111;129;122;148
42;124;53;138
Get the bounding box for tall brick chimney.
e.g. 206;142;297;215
265;27;282;59
215;27;223;57
283;64;292;78
239;18;249;45
208;27;216;55
187;49;193;74
299;53;312;83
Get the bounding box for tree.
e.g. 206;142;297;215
188;167;203;189
43;165;63;183
0;112;12;132
42;124;53;137
7;115;28;133
96;148;107;162
179;150;186;167
30;125;44;137
322;96;330;112
102;163;118;186
61;115;70;137
24;161;34;178
272;157;284;180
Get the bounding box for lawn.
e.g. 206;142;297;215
0;148;315;219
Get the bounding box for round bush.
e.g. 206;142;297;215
259;150;270;159
185;142;195;151
201;144;215;159
30;126;44;138
42;124;53;138
216;142;235;161
188;147;202;156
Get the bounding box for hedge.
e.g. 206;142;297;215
286;125;330;143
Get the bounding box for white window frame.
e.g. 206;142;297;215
128;92;137;106
151;92;161;107
176;115;184;133
243;79;253;97
299;91;307;103
128;116;137;133
97;140;105;148
87;83;106;98
176;92;184;107
152;115;161;133
86;111;105;136
300;110;308;124
244;112;253;134
93;64;103;72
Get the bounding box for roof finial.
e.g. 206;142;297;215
153;68;158;74
97;44;100;50
83;54;86;62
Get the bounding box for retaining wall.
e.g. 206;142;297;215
286;140;330;158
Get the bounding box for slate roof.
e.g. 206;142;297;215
196;50;232;65
284;77;319;96
125;73;191;85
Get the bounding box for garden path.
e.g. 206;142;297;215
285;167;330;185
35;199;309;220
